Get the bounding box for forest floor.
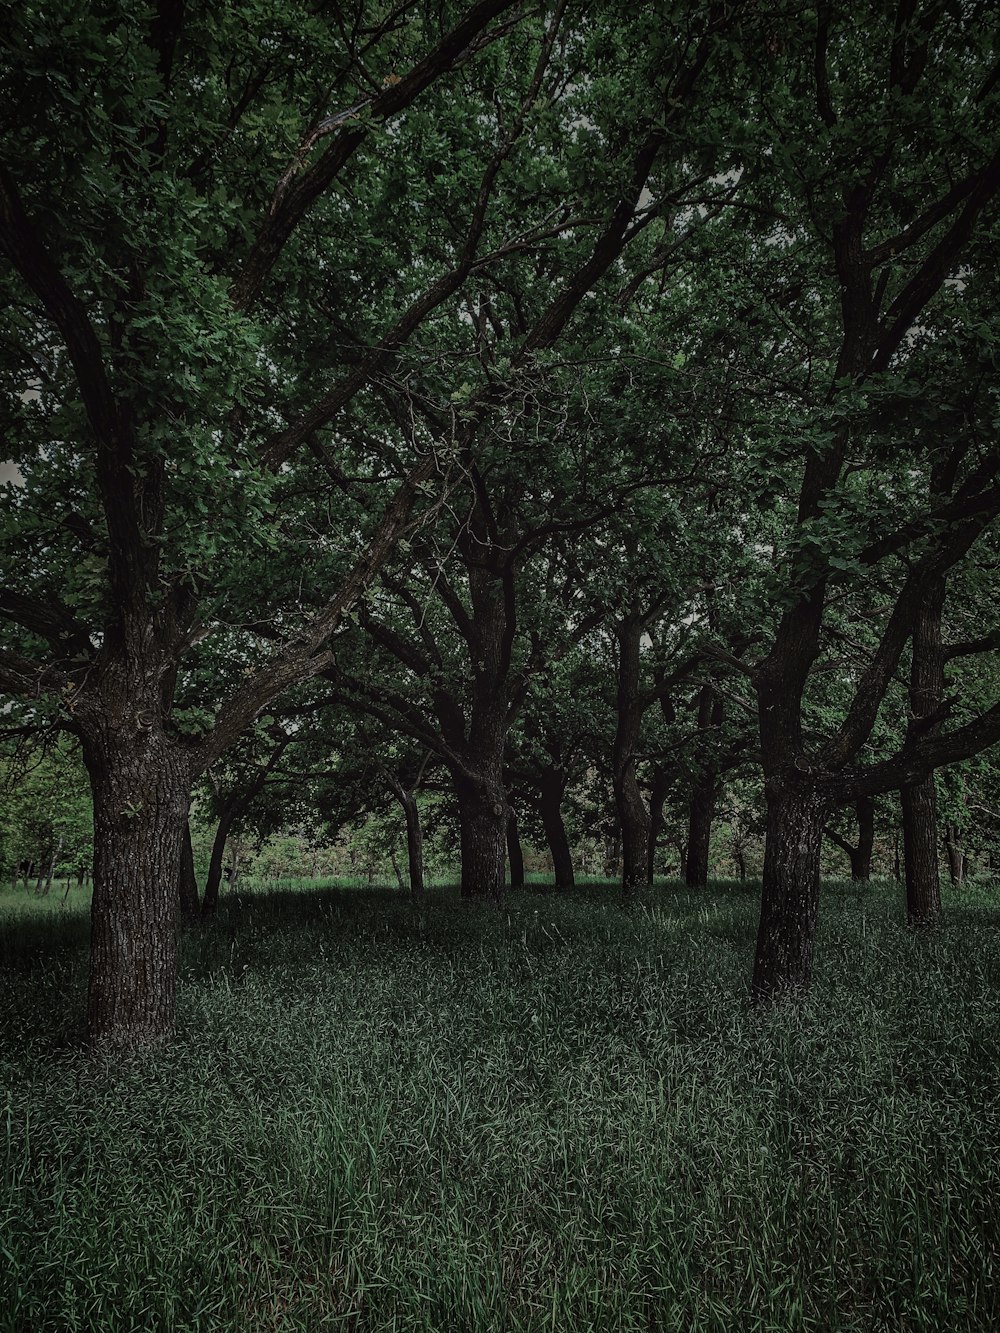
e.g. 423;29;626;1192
2;878;1000;1331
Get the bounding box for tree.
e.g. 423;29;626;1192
719;1;1000;1001
0;0;568;1046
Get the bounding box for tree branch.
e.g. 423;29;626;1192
230;0;523;312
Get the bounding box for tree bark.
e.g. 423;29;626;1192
732;833;747;881
80;726;190;1049
397;786;425;900
178;817;200;919
751;782;829;1004
944;824;966;886
41;835;62;896
902;778;941;923
201;805;237;919
506;808;525;888
685;774;715;887
455;769;508;901
827;795;875;880
851;795;874;881
226;840;242;891
538;765;574;888
901;576;946;925
613;612;650;893
647;764;671;885
685;685;723;887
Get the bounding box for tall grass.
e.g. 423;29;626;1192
2;879;1000;1330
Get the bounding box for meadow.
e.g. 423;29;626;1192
2;877;1000;1332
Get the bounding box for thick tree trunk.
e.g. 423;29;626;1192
538;766;574;888
506;808;525;888
455;770;508;901
201;805;237;919
178;818;200;920
685;774;716;887
617;774;650;892
902;777;941;923
751;782;828;1004
81;729;190;1049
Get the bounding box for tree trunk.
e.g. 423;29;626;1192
178;818;200;920
944;823;965;886
81;728;190;1049
685;774;716;887
685;685;723;887
829;796;876;881
902;778;941;923
226;841;242;890
506;808;525;888
538;766;574;889
732;835;747;881
647;765;671;885
851;796;874;881
617;774;649;892
398;787;425;901
389;848;405;891
202;805;238;919
751;782;828;1004
603;832;620;880
455;770;507;901
613;612;650;894
42;835;63;896
901;575;946;926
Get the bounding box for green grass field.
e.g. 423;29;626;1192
2;878;999;1331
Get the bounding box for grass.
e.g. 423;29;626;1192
2;877;1000;1330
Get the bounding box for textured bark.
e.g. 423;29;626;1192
902;778;941;924
613;613;650;893
538;766;574;888
751;783;829;1004
178;817;200;920
81;726;189;1049
455;770;508;901
685;776;715;887
506;808;525;888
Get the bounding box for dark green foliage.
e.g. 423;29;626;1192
3;881;1000;1330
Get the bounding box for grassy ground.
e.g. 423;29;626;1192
2;877;1000;1331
